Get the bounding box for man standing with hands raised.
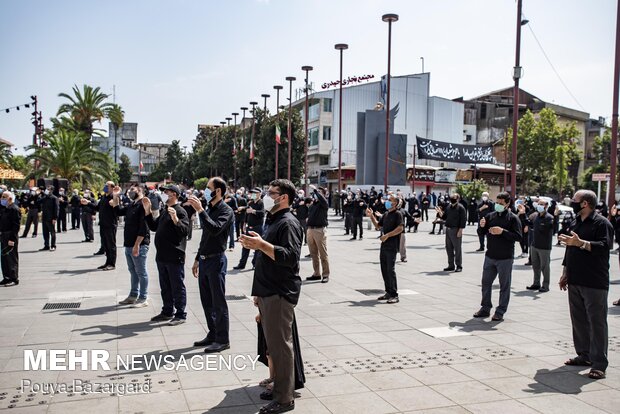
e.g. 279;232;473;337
187;177;234;354
143;185;190;326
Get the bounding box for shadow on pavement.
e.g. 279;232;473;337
72;320;161;342
512;289;543;301
55;268;97;276
448;318;498;332
45;304;119;317
527;365;596;394
331;299;380;307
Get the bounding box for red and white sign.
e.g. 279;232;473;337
592;173;610;182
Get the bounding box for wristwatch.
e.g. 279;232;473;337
579;241;589;250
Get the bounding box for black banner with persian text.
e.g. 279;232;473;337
416;136;496;164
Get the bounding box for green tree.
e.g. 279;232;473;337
117;153;133;184
193;177;209;190
57;85;114;137
0;142;13;167
582;127;613;193
25;128;115;188
8;155;28;174
455;179;489;202
149;162;169;182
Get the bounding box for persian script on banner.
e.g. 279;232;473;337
416;136;496;164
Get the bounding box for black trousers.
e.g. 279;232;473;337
235;213;246;239
299;218;308;244
379;247;398;297
42;219;56;248
568;284;608;371
1;235;18;281
352;216;363;238
81;213;94;241
344;213;352;234
57;209;67;232
199;254;229;344
421;207;429;221
71;207;81;229
22;209;39;236
238;225;263;267
100;226;117;266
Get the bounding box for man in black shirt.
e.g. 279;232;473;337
476;192;495;251
144;184;190;326
342;193;353;235
112;184;150;307
0;191;21;287
187;177;234;353
224;191;238;250
39;186;59;252
306;185;330;283
526;198;554;292
351;195;367;240
70;189;81;230
242;179;302;414
475;192;522;321
366;194;404;303
56;188;68;233
559;190;613;380
292;195;309;245
20;188;40;238
438;193;467;272
96;182;119;271
80;190;96;242
234;188;264;270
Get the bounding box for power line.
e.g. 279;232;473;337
525;22;586;111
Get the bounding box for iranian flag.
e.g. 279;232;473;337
232;140;236;156
249;137;254;160
275;124;281;144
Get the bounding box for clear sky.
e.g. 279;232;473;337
0;0;616;154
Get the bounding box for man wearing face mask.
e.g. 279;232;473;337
240;179;303;414
306;185;330;283
186;177;234;352
39;186;59;252
559;190;613;380
80;190;96;242
56;187;68;233
476;192;495;251
342;193;353;235
475;192;522;321
70;189;81;230
526;198;554;292
233;188;264;270
20;188;40;238
0;191;21;286
112;184;150;307
95;181;119;271
366;194;404;303
350;193;367;240
143;184;190;325
437;193;467;272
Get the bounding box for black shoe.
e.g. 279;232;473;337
491;313;504;322
97;264;107;270
19;235;26;239
350;237;357;240
1;279;19;287
233;265;246;270
306;275;321;281
526;284;541;290
359;236;363;240
443;267;455;271
0;279;12;286
475;248;485;252
31;234;37;238
377;294;389;301
455;267;463;272
204;342;230;353
260;390;273;401
50;247;56;251
473;309;490;318
259;400;295;414
93;250;104;256
193;337;213;347
524;261;532;266
101;265;115;271
305;254;312;258
429;232;435;235
151;313;174;322
387;296;399;304
39;247;50;251
321;277;329;283
539;287;549;293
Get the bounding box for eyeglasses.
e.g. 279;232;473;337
267;191;281;196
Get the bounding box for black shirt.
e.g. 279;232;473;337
0;203;21;241
145;203;189;264
352;199;367;218
307;190;328;227
70;194;81;209
97;194;118;228
25;193;40;211
117;200;150;247
531;212;554;250
378;209;404;251
293;200;309;221
80;197;97;215
246;199;265;228
477;199;495;219
562;212;613;290
195;199;234;260
39;194;59;220
477;209;522;260
441;203;467;228
251;208;303;304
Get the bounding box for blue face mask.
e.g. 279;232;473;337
385;201;393;210
103;185;109;193
536;205;546;213
0;199;7;207
205;189;213;204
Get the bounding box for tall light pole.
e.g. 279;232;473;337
285;76;296;180
226;117;232;126
250;101;258;188
510;0;527;199
302;66;313;192
261;94;270;112
420;56;424;73
382;13;399;192
608;0;620;210
274;85;283;179
335;44;348;192
232;112;239;187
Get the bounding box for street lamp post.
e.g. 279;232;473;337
335;44;348;192
608;0;620;210
285;76;296;180
382;13;399;192
232;112;239;187
510;0;527;199
274;85;283;179
226;117;232;126
250;101;258;188
302;66;313;192
261;94;270;112
420;56;424;73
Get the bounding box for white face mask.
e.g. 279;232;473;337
482;196;488;201
160;193;169;204
262;196;276;212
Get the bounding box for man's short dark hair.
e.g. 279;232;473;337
269;179;296;206
576;189;597;209
496;192;511;205
211;177;227;196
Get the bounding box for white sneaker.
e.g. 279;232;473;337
132;298;148;308
119;296;138;305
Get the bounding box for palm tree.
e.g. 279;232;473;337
0;143;13;167
25;128;114;187
57;85;113;137
105;103;125;163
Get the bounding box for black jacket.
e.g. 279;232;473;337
97;194;118;228
195;199;234;260
440;202;467;228
477;209;522;260
145;203;189;263
246;199;265;228
0;203;21;242
80;197;97;215
307;189;329;227
251;208;303;304
117;200;150;247
39;194;59;220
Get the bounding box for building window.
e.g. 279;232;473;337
309;104;320;120
323;98;332;112
464;134;472;142
323;126;332;141
319;155;330;165
308;127;319;147
479;104;487;119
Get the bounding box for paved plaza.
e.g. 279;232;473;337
0;215;619;414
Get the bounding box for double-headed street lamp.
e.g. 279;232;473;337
232;112;239;185
302;66;313;191
274;85;283;179
382;13;398;192
250;101;258;187
285;76;296;180
335;44;348;192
